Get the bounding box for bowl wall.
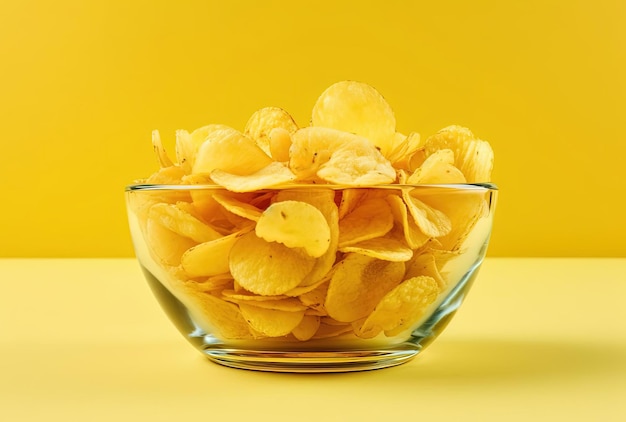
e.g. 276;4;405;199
126;184;497;372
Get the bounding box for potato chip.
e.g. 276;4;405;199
407;149;466;184
255;200;331;258
291;315;321;341
275;189;339;286
181;231;244;278
239;303;305;337
145;217;197;266
424;125;493;182
210;161;296;192
402;190;452;238
338;197;394;248
244;107;298;156
229;297;308;312
268;127;292;162
337;188;366;219
311;81;396;157
298;281;329;315
184;291;253;339
152;130;173;168
357;275;440;339
221;289;287;301
212;192;263;221
193;274;234;292
148;203;222;243
404;252;445;289
325;254;405;323
385;194;431;249
339;236;413;262
175;124;234;173
229;232;317;296
192;126;272;176
289;127;396;185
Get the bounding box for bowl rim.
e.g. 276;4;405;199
125;182;498;192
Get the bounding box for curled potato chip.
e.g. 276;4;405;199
181;231;244;278
385;194;430;249
339;236;413;262
210;161;296;192
192;126;272;176
148;203;222;243
407;149;466;184
311;81;396;157
176;124;234;173
357;275;440;338
256;200;331;258
268;127;292;162
244;107;298;157
289;127;396;185
424;125;493;182
239;303;305;337
229;232;317;295
325;254;405;323
292;315;321;341
212;192;263;221
145;217;197;266
152;130;174;168
405;252;445;289
402;190;452;238
338;197;394;248
275;189;339;286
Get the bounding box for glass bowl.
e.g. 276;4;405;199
125;183;497;373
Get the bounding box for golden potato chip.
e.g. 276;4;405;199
357;275;440;339
404;252;445;289
145;217;196;266
275;189;339;286
292;315;321;341
229;232;317;295
338;197;394;248
184;291;253;339
424;125;494;182
298;281;329;315
283;272;331;297
148;203;222;243
230;297;307;312
255;200;331;258
339;236;413;262
212;192;263;221
181;231;244;278
311;81;396;157
385;194;430;249
268;127;292;162
192;126;272;176
210;161;296;192
407;149;466;184
244;107;298;156
325;254;405;323
239;303;305;337
151;130;173;168
221;289;288;301
175;125;235;173
402;190;452;238
193;274;234;292
289;127;396;185
417;186;489;252
337;188;366;219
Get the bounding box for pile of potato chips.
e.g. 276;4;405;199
128;81;495;343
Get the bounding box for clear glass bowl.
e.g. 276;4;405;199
125;183;497;373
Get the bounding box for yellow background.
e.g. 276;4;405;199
1;0;624;257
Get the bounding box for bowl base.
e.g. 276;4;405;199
202;346;420;373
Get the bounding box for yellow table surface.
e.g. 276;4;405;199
1;258;625;421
